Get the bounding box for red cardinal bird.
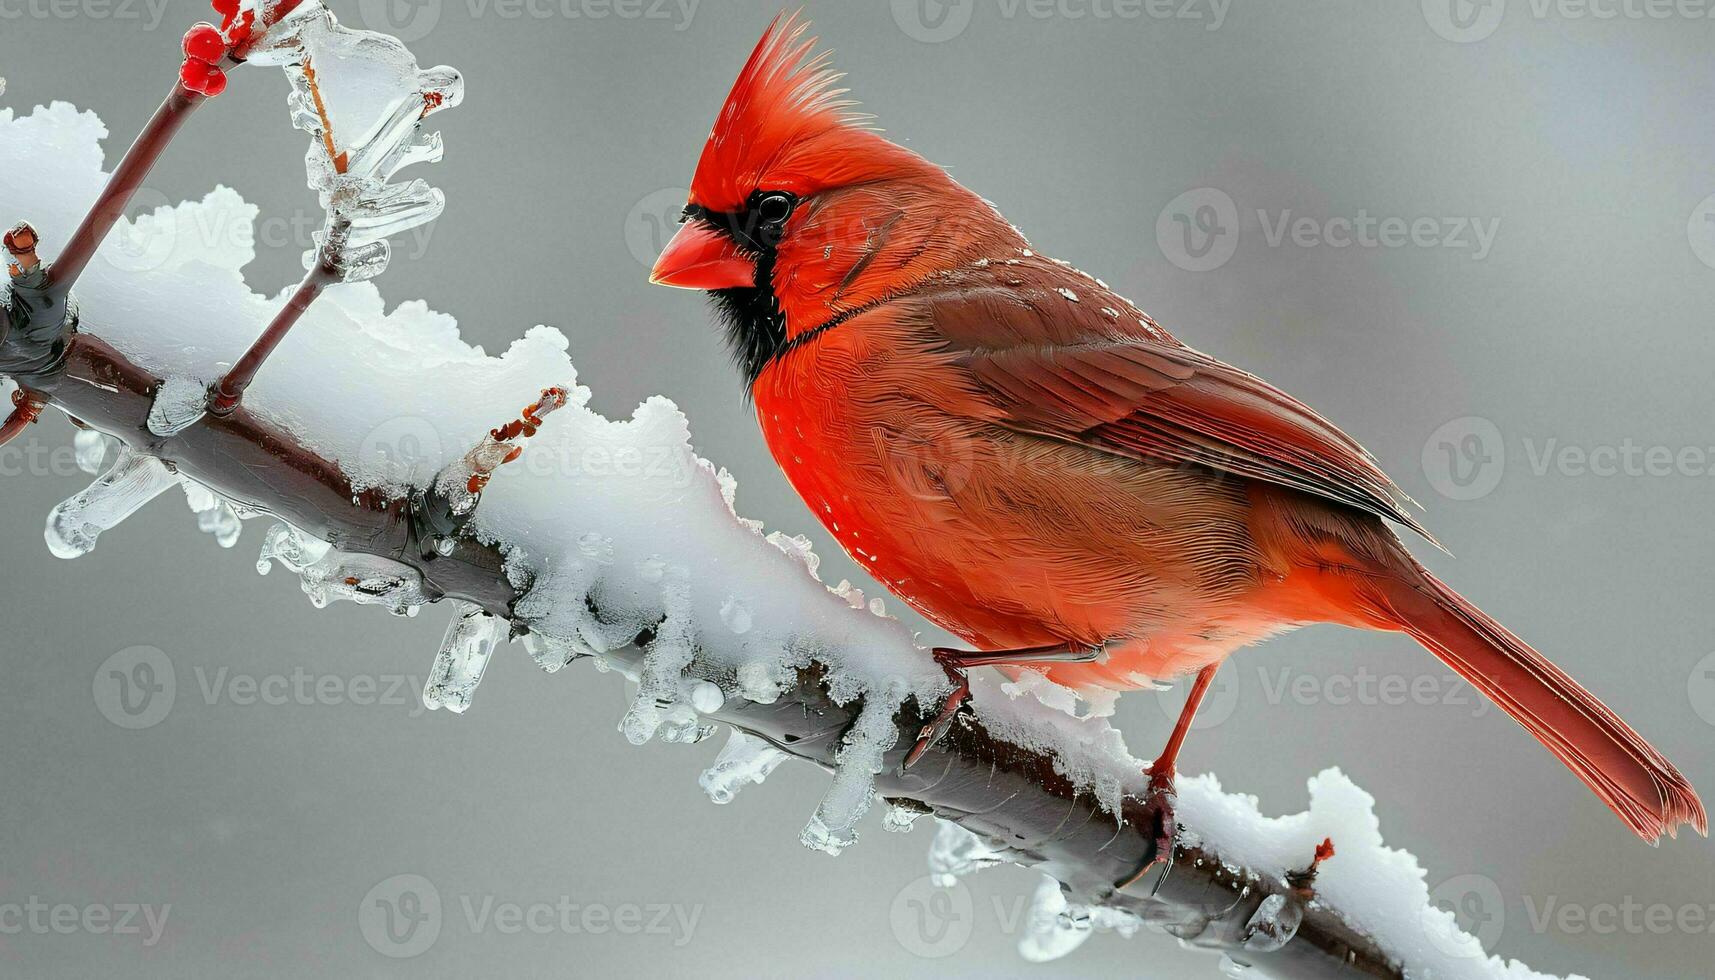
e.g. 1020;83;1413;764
650;14;1705;847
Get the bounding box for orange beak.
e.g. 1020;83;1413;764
649;222;756;290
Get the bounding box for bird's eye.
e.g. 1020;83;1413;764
755;192;795;228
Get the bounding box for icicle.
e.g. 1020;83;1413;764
44;445;178;559
1019;875;1144;962
181;480;243;549
72;429;115;475
422;602;507;714
699;730;789;805
801;692;901;856
1240;893;1302;952
928;819;1008;886
619;571;695;745
256;521;332;575
1019;876;1092;963
146;377;209;437
521;630;589;674
244;3;462;284
658;703;714;745
883;803;926;833
297;550;433;615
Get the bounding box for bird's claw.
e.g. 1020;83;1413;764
903;658;971;770
1115;770;1179;890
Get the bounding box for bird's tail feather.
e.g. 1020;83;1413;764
1370;566;1706;843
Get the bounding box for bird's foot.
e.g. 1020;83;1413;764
902;643;1102;770
903;654;971;770
1115;763;1180;890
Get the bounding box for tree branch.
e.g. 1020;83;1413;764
21;325;1401;979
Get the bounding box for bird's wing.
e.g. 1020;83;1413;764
909;263;1436;544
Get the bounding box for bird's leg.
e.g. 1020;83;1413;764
902;642;1102;770
1118;662;1221;889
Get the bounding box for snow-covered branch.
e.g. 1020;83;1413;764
0;10;1579;978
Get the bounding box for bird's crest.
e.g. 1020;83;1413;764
690;13;924;213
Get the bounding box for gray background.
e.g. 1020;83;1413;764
3;0;1715;976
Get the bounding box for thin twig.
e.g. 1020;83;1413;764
44;81;206;306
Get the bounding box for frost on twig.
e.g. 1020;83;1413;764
247;1;461;285
699;729;789;805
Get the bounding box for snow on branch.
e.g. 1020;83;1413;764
0;12;1578;979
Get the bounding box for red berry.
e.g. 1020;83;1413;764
183;22;226;63
179;59;228;97
200;65;229;97
211;0;240;14
180;59;212;89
